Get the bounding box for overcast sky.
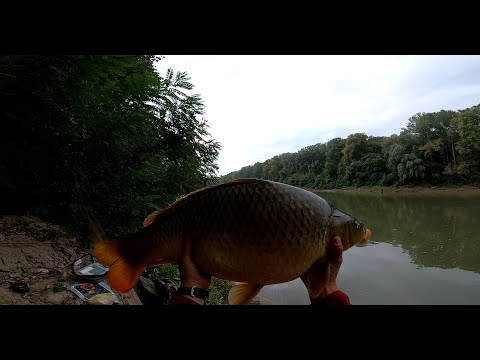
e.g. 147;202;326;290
155;55;480;176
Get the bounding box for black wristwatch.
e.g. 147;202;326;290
176;286;210;300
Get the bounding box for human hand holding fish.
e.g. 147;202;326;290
310;236;351;305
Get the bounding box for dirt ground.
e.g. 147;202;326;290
0;215;142;305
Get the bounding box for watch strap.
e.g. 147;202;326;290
176;286;210;300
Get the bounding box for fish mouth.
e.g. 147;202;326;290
359;228;372;245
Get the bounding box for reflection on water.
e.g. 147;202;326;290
257;191;480;305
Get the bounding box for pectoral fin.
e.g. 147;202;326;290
228;282;263;305
300;260;330;299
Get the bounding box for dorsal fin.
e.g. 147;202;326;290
173;179;264;204
143;210;161;227
143;179;264;227
223;178;262;185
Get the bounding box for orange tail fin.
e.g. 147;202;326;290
92;240;145;293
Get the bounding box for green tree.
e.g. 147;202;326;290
219;105;479;189
323;137;346;188
451;105;480;182
341;133;369;165
2;55;220;239
397;153;426;183
262;157;281;181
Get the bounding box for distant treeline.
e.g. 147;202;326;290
219;104;480;189
1;55;220;239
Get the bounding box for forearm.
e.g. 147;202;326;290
169;294;204;305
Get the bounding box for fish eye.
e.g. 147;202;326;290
356;222;363;230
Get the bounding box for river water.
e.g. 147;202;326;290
257;191;480;305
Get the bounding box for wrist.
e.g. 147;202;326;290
181;277;211;290
170;294;204;305
175;282;211;305
323;283;339;297
177;294;205;305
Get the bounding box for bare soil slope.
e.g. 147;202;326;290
0;215;141;305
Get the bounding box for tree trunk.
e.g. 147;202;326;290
451;140;457;167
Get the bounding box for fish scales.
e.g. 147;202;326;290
142;180;333;284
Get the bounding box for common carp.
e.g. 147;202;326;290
93;178;372;304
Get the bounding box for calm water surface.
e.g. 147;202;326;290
257;191;480;305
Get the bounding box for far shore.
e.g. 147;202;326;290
307;185;480;195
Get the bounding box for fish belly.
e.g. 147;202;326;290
195;239;325;284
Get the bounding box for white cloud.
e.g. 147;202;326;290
155;55;480;176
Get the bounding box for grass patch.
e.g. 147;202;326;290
53;282;65;292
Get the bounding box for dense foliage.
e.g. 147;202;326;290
1;55;221;239
220;105;480;189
